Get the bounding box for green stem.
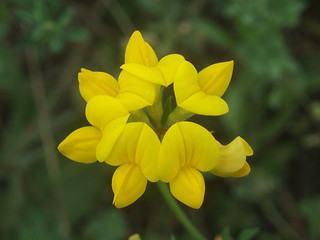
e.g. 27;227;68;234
128;109;152;126
166;107;194;127
147;86;164;127
157;182;207;240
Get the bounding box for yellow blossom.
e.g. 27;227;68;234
174;60;233;116
103;122;160;208
211;136;253;177
58;95;129;163
78;31;166;112
58;30;254;210
158;121;220;209
78;69;156;112
121;31;185;87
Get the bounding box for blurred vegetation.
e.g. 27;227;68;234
1;0;320;239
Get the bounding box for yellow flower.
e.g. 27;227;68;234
58;30;254;209
158;121;220;209
78;31;169;112
78;69;156;112
102;122;160;208
58;95;129;163
121;31;185;87
124;30;158;66
174;60;233;116
211;136;253;177
158;121;253;208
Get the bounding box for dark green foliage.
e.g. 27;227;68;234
15;0;89;53
1;0;319;239
220;226;259;240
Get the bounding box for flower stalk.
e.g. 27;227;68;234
157;182;207;240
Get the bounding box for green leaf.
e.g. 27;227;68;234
18;208;59;240
16;9;35;23
49;35;64;53
66;27;89;42
58;7;74;27
84;208;128;240
221;227;234;240
192;18;234;48
299;197;320;238
238;227;260;240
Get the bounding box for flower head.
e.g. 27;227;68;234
58;30;253;209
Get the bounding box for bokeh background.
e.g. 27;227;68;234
1;0;320;239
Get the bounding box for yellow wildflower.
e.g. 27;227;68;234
211;136;253;177
174;60;233;116
121;31;185;87
58;95;129;163
58;30;253;209
78;69;156;112
158;121;220;209
104;122;160;208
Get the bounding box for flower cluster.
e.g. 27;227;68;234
58;31;253;209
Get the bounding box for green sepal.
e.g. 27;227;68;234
161;95;173;126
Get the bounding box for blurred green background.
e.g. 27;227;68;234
1;0;319;239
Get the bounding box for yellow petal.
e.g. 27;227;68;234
120;63;164;85
210;136;253;177
158;124;185;182
156;54;185;86
112;163;147;208
214;162;251;178
124;31;158;66
117;70;157;111
104;123;143;166
198;61;234;97
174;61;200;104
85;95;129;131
128;234;141;240
121;54;185;87
96;116;128;163
174;61;229;116
117;92;151;112
78;68;119;102
240;137;254;156
105;123;160;182
170;167;205;209
58;126;101;163
232;162;251;177
178;91;229;116
136;124;161;182
159;121;220;182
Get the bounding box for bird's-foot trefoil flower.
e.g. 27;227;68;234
58;95;129;163
78;31;165;112
79;69;156;112
173;60;233;116
121;31;185;87
58;30;253;210
158;121;220;209
103;122;160;208
211;136;253;178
